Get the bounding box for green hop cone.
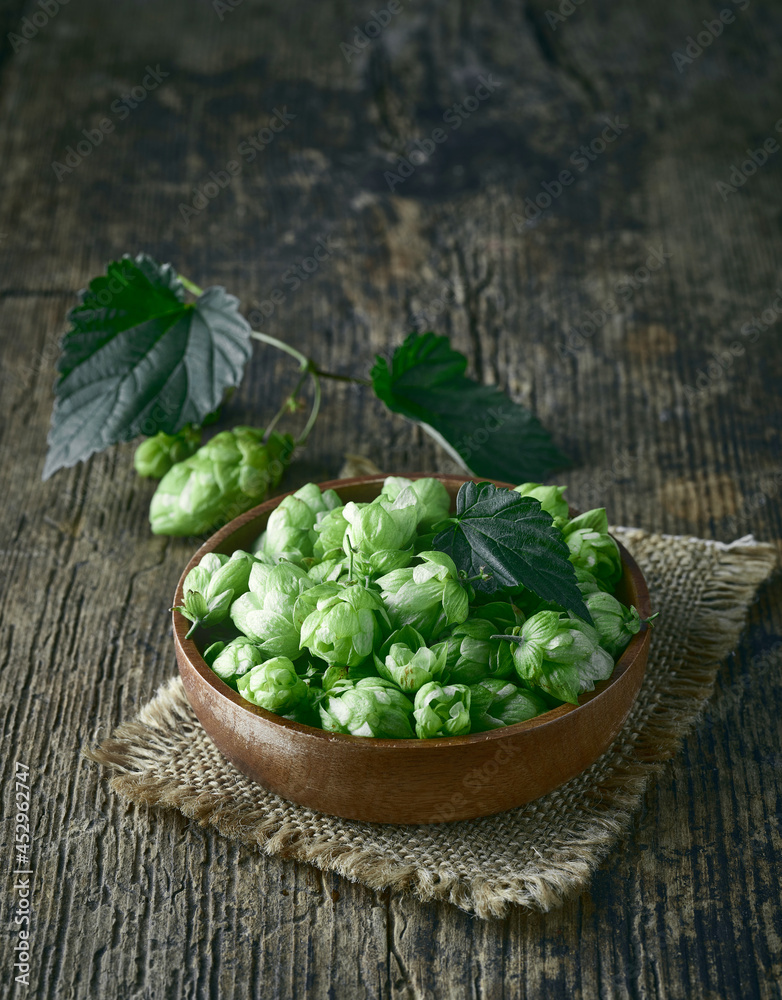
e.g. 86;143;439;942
248;561;314;614
322;663;350;691
236;656;307;714
299;584;390;667
413;681;471;738
195;550;256;599
202;640;226;667
307;556;346;584
260;483;343;565
311;505;349;561
561;508;622;592
445;619;515;685
513;481;569;520
319;677;415;737
506;610;614;705
585;590;652;659
380;476;451;531
575;566;602;596
291;582;344;629
209;636;265;685
342;487;422;576
507;611;585;673
176;589;233;638
149;428;294;536
134;425;202;479
373;625;449;693
175;549;256;636
468;677;549;732
377;551;470;642
230;565;314;660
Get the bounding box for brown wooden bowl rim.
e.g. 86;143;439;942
173;473;652;751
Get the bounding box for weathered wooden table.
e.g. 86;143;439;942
1;0;780;996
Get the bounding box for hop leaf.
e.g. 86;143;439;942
371;332;568;482
43;254;253;480
433;482;592;622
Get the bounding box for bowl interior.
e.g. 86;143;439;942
173;474;652;748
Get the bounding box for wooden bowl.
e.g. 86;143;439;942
174;475;652;824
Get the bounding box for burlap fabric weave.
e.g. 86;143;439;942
86;528;776;918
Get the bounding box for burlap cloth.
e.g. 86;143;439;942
86;528;777;918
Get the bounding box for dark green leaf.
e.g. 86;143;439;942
43;253;252;479
371;332;568;482
432;482;592;622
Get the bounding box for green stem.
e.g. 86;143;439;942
311;367;371;387
250;331;321;447
179;276;204;297
250;330;310;371
262;369;310;440
297;369;321;446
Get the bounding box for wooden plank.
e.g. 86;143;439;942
0;0;780;997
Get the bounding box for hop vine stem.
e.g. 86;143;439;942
181;279;368;447
179;276;205;298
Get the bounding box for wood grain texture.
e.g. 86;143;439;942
0;0;780;996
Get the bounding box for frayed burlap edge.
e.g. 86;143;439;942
84;532;777;918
